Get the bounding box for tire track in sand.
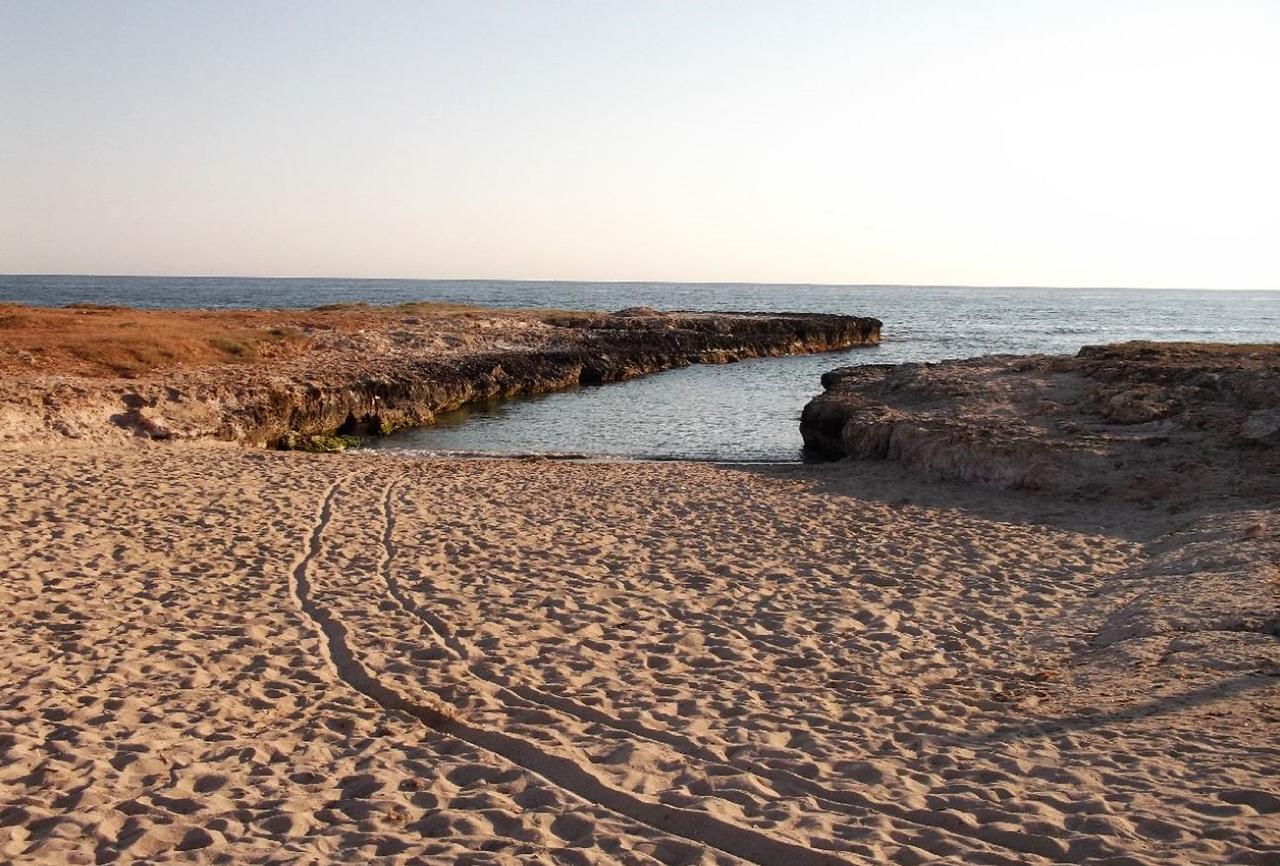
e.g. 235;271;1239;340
287;475;454;726
291;476;864;866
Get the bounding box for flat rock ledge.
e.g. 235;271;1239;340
800;341;1280;504
2;308;880;448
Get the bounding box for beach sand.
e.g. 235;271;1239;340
2;445;1277;864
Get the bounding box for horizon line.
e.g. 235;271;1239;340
2;272;1276;293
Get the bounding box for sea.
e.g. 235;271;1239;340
4;275;1278;462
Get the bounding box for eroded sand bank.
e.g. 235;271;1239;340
3;445;1276;865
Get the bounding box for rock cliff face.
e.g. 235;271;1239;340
800;342;1280;503
1;305;880;448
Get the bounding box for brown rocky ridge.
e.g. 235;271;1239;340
800;341;1280;504
0;302;880;449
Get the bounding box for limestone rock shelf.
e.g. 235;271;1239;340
0;303;880;448
800;341;1280;503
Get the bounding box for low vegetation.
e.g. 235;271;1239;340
0;301;488;378
0;304;314;377
277;431;365;452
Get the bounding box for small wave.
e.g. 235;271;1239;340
361;446;602;461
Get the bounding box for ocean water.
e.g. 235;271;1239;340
4;275;1278;461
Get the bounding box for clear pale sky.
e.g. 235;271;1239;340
2;1;1277;288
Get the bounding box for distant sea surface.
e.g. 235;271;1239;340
4;275;1278;462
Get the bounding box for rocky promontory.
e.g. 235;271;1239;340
0;302;880;448
801;341;1280;503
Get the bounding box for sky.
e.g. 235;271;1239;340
1;1;1277;289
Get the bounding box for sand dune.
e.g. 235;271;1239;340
2;445;1276;864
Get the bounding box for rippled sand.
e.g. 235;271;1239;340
2;446;1277;864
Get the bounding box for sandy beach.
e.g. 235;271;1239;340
7;1;1280;861
4;443;1276;864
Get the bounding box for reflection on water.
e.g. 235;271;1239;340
372;349;883;463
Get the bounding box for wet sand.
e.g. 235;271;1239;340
2;445;1277;864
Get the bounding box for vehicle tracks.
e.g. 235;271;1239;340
289;476;864;866
290;472;1089;866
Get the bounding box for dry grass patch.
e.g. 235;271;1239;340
0;304;323;377
0;300;583;379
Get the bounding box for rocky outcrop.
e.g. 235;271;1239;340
2;307;880;448
800;341;1280;503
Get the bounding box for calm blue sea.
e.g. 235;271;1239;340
4;275;1278;461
